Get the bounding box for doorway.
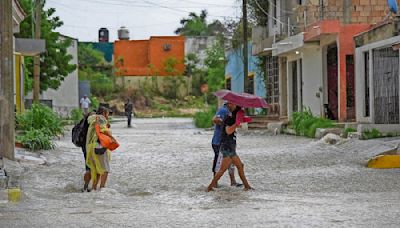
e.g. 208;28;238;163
326;45;338;120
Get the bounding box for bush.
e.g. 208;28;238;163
70;108;83;124
292;108;334;138
16;103;64;137
16;104;64;151
343;127;357;138
16;129;55;151
91;96;100;110
362;128;382;140
194;106;216;128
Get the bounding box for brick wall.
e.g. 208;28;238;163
294;0;394;28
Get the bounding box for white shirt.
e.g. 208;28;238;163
80;97;91;109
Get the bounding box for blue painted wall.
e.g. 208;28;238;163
225;43;266;98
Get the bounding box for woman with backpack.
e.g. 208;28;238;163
85;106;113;190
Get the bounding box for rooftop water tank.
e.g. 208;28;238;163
118;26;130;40
99;28;109;42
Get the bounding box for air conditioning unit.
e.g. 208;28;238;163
163;43;171;51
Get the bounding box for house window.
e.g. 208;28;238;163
247;74;254;94
364;52;370;117
225;77;231;90
297;0;304;5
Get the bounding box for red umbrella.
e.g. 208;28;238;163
214;90;269;108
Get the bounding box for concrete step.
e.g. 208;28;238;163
247;115;285;130
248;123;269;129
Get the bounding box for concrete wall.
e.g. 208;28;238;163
355;36;400;124
114;36;185;76
185;36;216;69
31;37;79;117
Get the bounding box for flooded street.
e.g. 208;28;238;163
1;118;400;227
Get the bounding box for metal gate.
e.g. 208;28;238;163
373;47;399;124
266;56;279;115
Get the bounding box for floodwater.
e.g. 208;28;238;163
1;118;400;227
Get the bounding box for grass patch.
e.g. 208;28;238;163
292;108;334;138
194;106;216;128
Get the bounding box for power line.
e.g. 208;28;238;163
254;0;301;28
61;21;178;29
48;0;240;19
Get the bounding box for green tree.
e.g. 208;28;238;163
78;43;106;68
78;44;115;98
248;0;269;26
205;42;225;93
175;10;225;36
17;0;76;92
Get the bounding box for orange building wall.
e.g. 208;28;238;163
337;24;371;122
114;36;185;76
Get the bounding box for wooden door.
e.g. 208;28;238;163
327;45;338;120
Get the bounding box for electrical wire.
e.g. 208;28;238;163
48;0;240;19
254;0;302;29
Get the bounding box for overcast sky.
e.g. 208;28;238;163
44;0;241;42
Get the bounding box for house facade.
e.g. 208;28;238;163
113;36;185;91
354;17;400;133
254;0;390;122
11;0;46;113
225;43;266;99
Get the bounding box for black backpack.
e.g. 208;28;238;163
72;116;89;147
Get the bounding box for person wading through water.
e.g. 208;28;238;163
211;102;242;187
207;102;252;192
86;106;113;190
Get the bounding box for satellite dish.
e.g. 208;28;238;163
387;0;399;14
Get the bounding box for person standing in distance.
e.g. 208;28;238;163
124;98;134;128
80;94;91;115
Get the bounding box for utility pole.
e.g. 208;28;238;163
33;0;42;102
0;0;15;160
243;0;249;93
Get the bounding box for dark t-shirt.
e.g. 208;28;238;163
124;103;133;114
220;114;237;152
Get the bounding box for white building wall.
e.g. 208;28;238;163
184;36;217;69
40;37;79;117
301;47;323;117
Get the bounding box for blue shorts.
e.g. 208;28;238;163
221;149;237;158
